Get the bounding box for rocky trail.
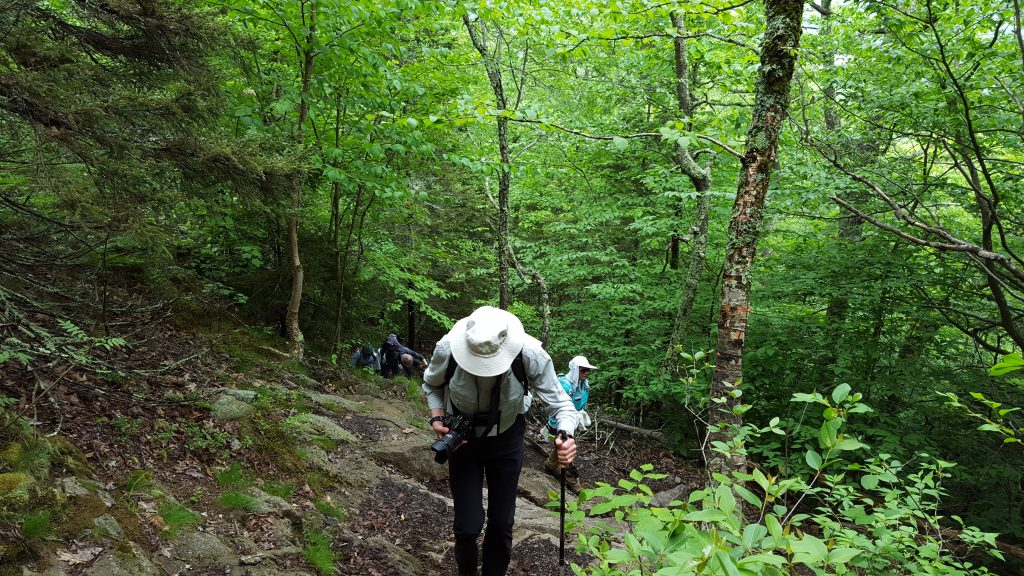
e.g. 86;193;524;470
1;326;701;576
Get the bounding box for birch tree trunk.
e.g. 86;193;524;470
707;0;805;476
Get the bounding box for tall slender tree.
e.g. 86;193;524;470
463;13;512;310
662;11;715;377
707;0;805;475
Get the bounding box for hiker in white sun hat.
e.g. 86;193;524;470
545;355;597;491
422;306;579;576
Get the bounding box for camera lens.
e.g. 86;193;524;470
431;429;464;464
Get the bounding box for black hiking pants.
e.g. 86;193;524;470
449;415;525;576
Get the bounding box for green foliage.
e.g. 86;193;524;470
182;421;235;457
567;388;999;576
0;0;1018;549
313;498;347;520
303;531;337;575
262;481;295;499
941;356;1023;446
111;416;143;441
215;463;251;489
20;511;52;541
157;502;202;538
121;471;155;497
218;490;257;511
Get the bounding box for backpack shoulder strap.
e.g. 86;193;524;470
442;356;459;387
443;352;529;391
511;352;529;392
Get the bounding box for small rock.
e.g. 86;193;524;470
651;483;690;507
92;514;125;541
220;388;258;402
60;477;91;497
168;531;237;568
211;395;256;422
267;517;296;547
286;413;356;444
303;392;359;413
239;554;263;565
246;488;292;515
83;541;159;576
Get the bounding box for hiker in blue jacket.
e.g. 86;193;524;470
349;344;378;370
545;355;596;490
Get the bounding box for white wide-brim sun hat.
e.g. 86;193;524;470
448;306;527;377
572;355;598;370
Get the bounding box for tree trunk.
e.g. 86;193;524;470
707;0;805;476
663;12;714;377
464;14;511;309
284;2;318;360
331;95;348;351
406;284;417;349
483;176;552;346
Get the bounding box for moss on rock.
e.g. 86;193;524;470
0;443;23;467
0;472;35;509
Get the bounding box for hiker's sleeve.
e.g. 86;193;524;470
421;340;450;411
529;350;578;434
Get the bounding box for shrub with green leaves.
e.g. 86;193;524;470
564;386;1002;575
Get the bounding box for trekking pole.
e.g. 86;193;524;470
558;430;567;576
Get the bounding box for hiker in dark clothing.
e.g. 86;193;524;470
380;333;426;377
422;306;578;576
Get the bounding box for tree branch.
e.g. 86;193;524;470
506;117;744;159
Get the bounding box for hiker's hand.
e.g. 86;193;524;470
555;434;576;466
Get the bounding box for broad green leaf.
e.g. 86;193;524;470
805;449;822;471
791;534;829;565
832;383;851;404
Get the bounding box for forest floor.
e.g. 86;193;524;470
0;296;703;575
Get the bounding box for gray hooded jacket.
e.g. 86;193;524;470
422;335;578;437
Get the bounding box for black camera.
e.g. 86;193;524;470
430;414;474;464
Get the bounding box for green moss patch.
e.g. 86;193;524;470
0;443;23;467
0;472;35;510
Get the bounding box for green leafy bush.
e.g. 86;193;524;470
564;387;1001;576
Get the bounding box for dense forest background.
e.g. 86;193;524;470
2;0;1023;573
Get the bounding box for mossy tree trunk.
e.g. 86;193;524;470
707;0;805;476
